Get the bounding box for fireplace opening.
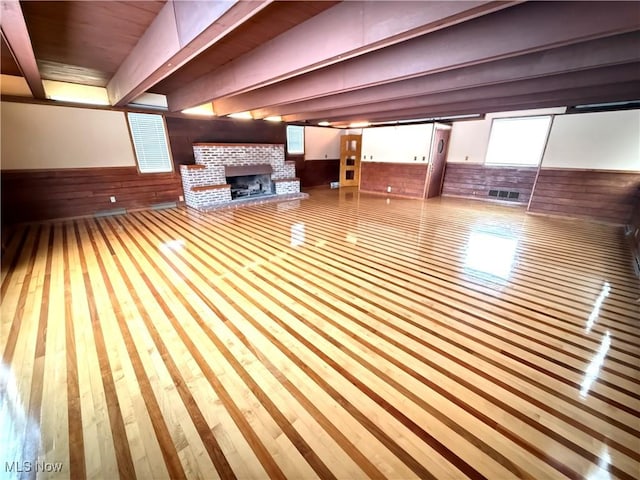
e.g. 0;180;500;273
226;174;274;200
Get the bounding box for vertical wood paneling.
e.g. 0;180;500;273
529;169;640;224
626;194;640;273
294;158;340;188
165;116;286;170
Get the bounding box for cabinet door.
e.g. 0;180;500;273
362;126;396;162
361;127;375;161
304;126;341;160
395;124;432;162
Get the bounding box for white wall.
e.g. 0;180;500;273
542;109;640;171
447;108;566;164
1;101;137;170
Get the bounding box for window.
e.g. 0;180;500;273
286;125;304;154
485;116;551;166
127;112;173;173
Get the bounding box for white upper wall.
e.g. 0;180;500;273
1;101;137;170
541;109;640;171
304;126;341;160
447;108;566;164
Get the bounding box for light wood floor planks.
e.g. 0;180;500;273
1;187;639;479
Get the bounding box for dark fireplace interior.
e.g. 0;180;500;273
226;174;274;199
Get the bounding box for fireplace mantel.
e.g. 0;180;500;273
225;164;273;177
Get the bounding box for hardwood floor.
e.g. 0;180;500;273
1;187;639;479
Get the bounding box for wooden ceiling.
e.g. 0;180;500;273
1;35;21;76
150;1;339;94
4;1;640;124
20;1;165;85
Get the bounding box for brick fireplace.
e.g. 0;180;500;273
180;143;301;209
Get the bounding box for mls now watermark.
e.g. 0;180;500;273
5;462;63;473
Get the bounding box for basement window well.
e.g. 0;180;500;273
127;112;173;173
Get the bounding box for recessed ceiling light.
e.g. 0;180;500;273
575;101;639;109
228;111;253;119
318;121;330;126
348;121;370;128
181;103;215;116
264;115;282;122
43;80;110;105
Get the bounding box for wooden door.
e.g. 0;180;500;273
425;128;450;198
339;134;362;187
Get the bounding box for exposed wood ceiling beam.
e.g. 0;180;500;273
282;64;640;123
167;0;519;111
325;82;640;126
252;32;640;120
0;0;45;98
210;1;640;117
107;0;273;107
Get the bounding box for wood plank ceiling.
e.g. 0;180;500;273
4;0;640;125
19;0;166;86
1;36;21;76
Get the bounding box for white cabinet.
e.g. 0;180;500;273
361;126;395;162
304;126;341;160
398;124;433;162
361;124;433;163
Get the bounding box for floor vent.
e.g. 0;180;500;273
94;208;127;218
152;201;178;210
488;190;520;201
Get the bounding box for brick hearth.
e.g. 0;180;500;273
180;143;301;209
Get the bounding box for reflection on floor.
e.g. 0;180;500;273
1;187;639;479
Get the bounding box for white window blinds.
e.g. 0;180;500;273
127;112;173;173
286;125;304;154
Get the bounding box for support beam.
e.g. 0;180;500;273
107;0;272;107
281;64;640;122
167;1;518;111
251;32;640;119
203;1;640;116
0;0;45;98
324;82;640;126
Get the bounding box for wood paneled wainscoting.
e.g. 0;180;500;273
1;190;639;479
442;163;538;204
293;158;340;188
529;169;640;225
360;162;428;197
1;167;183;224
628;194;640;274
